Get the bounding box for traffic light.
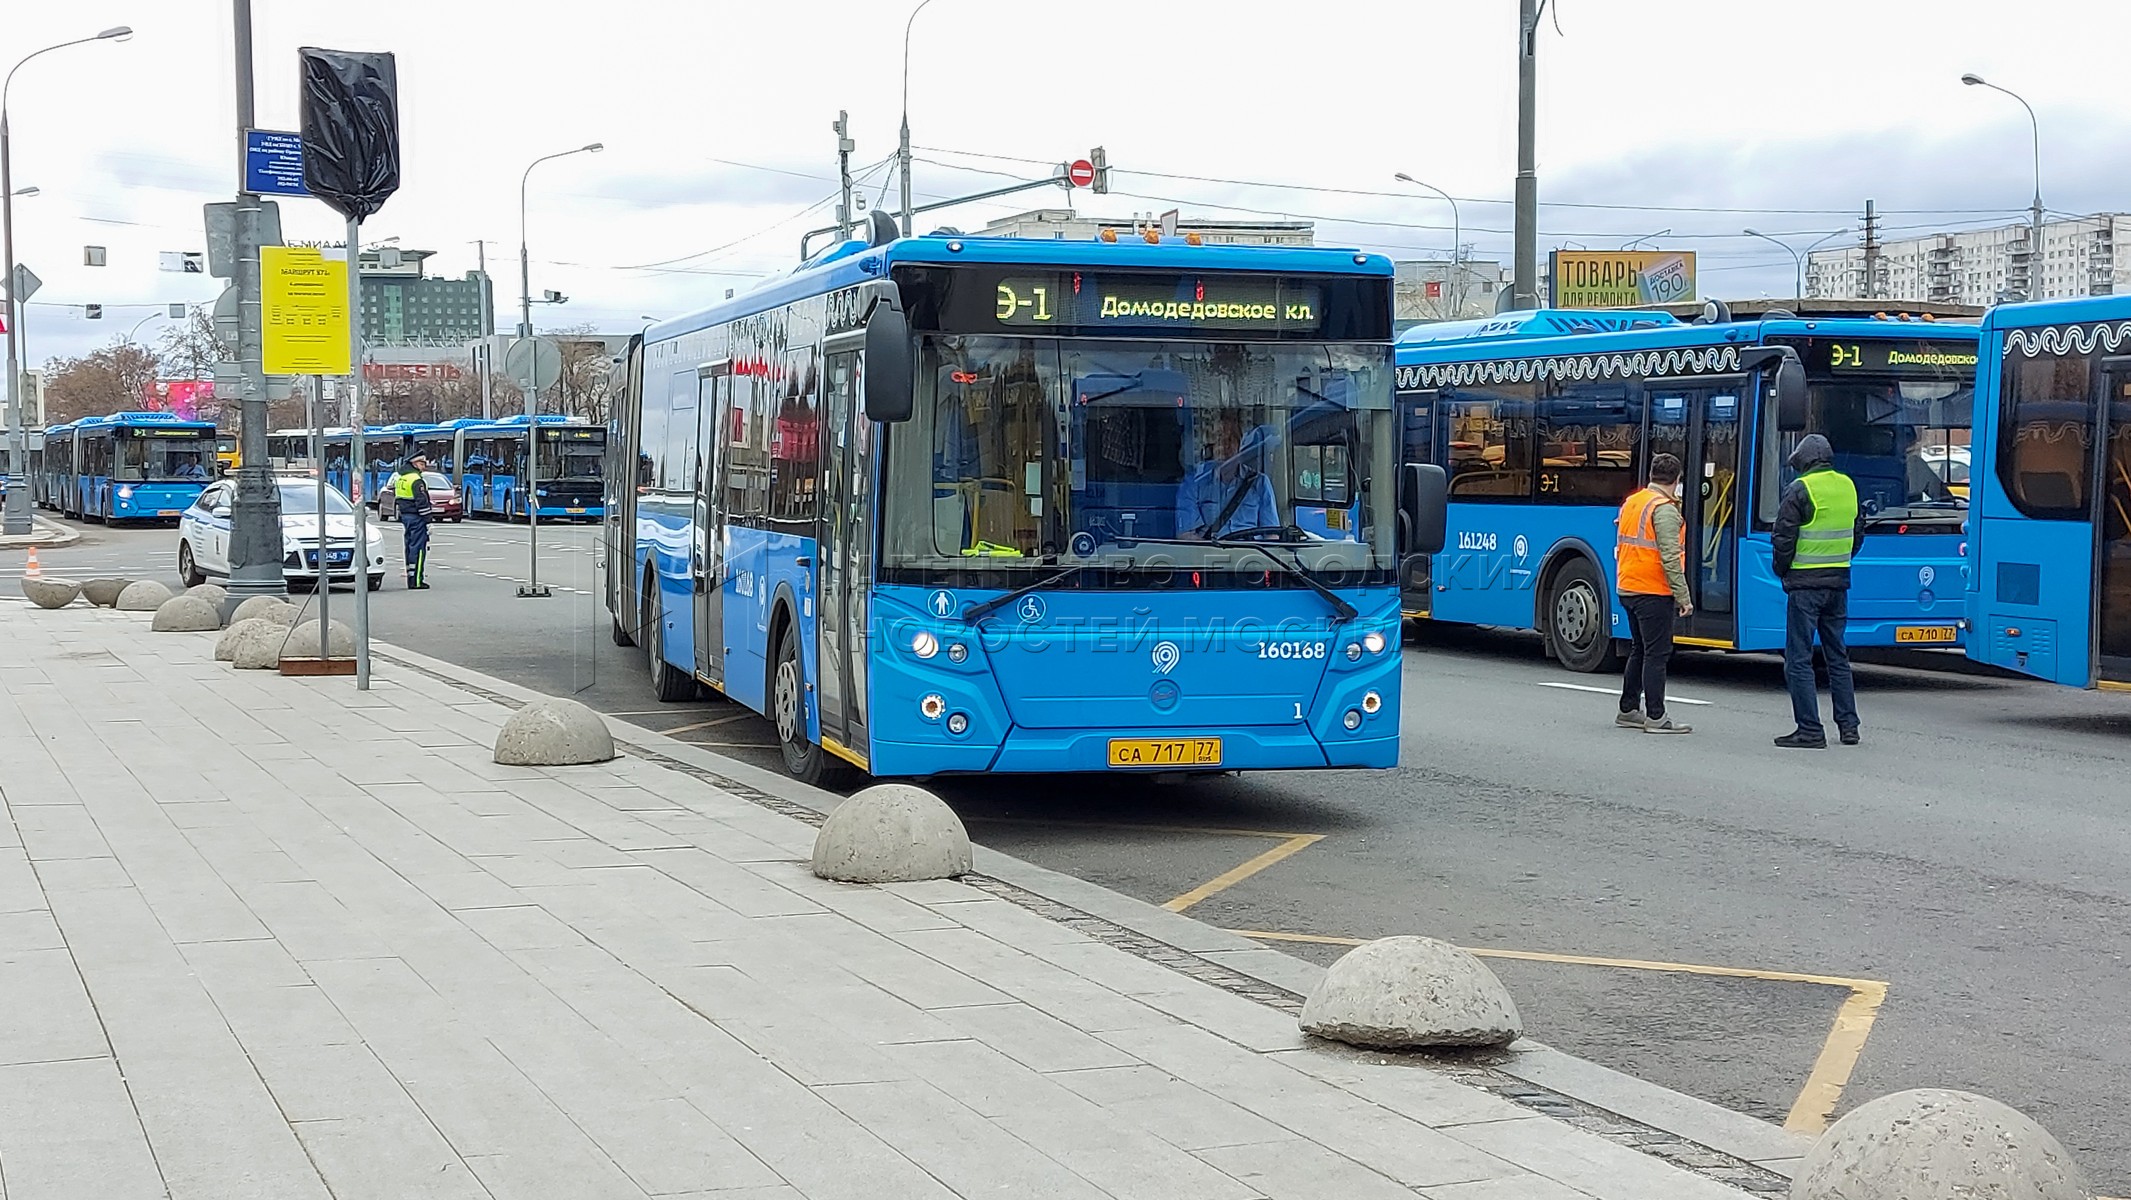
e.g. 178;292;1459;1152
84;304;103;320
1090;146;1110;194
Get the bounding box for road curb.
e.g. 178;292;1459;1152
0;516;81;550
368;639;1811;1187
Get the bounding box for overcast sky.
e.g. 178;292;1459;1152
7;0;2127;373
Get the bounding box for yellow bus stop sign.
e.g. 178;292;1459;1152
262;245;351;375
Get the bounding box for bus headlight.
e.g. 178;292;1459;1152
946;712;969;735
1342;709;1363;731
116;486;134;501
1361;690;1383;714
911;630;939;659
946;642;968;663
1362;631;1387;654
919;693;946;720
1346;642;1362;661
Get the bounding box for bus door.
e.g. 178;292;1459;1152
815;341;871;756
1646;381;1744;646
694;364;732;688
2097;362;2131;684
1398;389;1437;614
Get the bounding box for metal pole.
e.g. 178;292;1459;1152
2;108;23;534
834;110;854;239
519;164;547;598
475;239;493;419
898;0;937;238
314;376;329;658
225;0;283;601
346;222;371;687
1512;0;1540;310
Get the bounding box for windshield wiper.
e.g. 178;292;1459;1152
960;562;1110;623
1206;536;1359;623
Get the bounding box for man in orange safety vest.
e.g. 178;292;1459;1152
1614;452;1695;734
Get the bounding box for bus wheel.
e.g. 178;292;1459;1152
774;622;856;788
1546;557;1619;674
645;584;696;702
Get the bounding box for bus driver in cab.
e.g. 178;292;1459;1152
1177;410;1278;539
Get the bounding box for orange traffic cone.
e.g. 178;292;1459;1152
23;547;40;579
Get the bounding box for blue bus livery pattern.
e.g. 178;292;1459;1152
1397;312;1975;671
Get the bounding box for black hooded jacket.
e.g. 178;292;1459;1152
1771;434;1868;592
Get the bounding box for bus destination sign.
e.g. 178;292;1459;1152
992;272;1323;333
1818;339;1979;376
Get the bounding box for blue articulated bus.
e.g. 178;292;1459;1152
61;412;219;523
34;422;72;510
319;426;414;504
1396;307;1977;671
606;222;1443;783
449;415;606;521
1965;295;2131;690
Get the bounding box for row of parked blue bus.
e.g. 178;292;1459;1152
263;414;607;521
33;412;221;523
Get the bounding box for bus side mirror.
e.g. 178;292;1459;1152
1774;349;1808;431
863;294;914;424
1402;463;1447;555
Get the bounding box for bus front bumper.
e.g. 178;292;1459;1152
868;725;1398;776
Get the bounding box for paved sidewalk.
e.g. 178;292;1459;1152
1;604;1766;1200
0;516;81;551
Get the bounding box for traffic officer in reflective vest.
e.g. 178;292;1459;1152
1614;452;1694;734
395;455;436;590
1772;433;1867;747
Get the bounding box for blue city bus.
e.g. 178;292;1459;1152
64;412;219;523
266;428;314;467
1396;308;1976;670
1965;295;2131;690
450;415;606;520
607;224;1441;783
319;426;413;503
34;423;71;509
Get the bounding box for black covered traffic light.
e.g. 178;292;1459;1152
1090;146;1110;194
84;304;102;320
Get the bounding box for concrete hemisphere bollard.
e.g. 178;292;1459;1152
1300;935;1523;1049
1791;1089;2093;1200
82;578;131;607
216;617;279;662
493;697;618;766
22;578;82;609
811;783;972;883
114;580;174;612
151;595;223;632
229;621;294;670
289;618;356;659
231;595;299;626
183;582;229;611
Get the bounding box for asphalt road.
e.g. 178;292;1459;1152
13;515;2131;1189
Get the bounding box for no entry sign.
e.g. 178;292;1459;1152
1067;159;1096;188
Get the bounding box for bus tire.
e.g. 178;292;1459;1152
610;607;635;648
644;582;696;702
1545;556;1619;674
773;620;856;789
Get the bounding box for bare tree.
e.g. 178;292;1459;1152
41;341;163;424
551;323;615;423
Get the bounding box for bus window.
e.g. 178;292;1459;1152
1444;383;1535;499
927;337;1056;556
1998;351;2095;520
1534;383;1640;503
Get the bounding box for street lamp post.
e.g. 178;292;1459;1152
517;142;601;600
1744;228;1851;301
1394;173;1464;316
1962;73;2046;300
898;0;940;238
3;26;131;535
124;310;166;346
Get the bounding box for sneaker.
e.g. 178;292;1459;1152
1838;727;1860;746
1644;717;1692;734
1615;710;1648;730
1774;730;1828;749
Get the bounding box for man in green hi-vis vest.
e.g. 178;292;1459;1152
1772;434;1867;749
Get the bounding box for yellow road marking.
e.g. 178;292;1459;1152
2097;679;2131;693
1164;834;1324;913
1786;980;1888;1134
1234;928;1888;1131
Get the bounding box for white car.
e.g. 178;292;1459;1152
178;476;388;592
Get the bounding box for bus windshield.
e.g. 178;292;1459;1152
116;435;216;482
885;336;1394;580
538;440;605;479
1782;376;1972;525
